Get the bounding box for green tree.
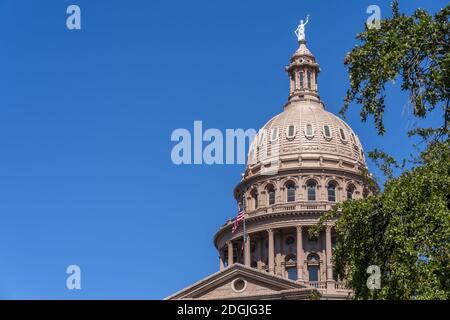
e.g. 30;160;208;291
312;141;450;299
312;1;450;299
342;1;449;137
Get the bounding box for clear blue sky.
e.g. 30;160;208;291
0;0;445;299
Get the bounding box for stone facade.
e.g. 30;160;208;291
167;30;375;301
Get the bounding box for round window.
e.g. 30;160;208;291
231;278;247;293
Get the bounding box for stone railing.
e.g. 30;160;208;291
304;281;348;291
305;281;327;289
247;201;331;216
334;281;347;290
221;201;338;228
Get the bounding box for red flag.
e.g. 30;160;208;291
232;209;245;233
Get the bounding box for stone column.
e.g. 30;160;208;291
268;229;275;274
326;226;333;282
275;230;282;276
219;249;225;271
227;241;233;267
256;235;263;270
244;234;251;267
296;225;304;281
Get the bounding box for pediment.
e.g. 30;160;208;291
166;264;311;300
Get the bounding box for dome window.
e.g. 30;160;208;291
285;182;296;202
286;125;296;139
238;194;247;211
327;183;337;202
323;125;332;139
251;189;259;210
241;196;247;212
346;185;355;200
307;70;312;90
305;123;314;138
339;128;347;141
270;128;279;142
267;185;276;205
363;188;370;199
258;130;266;146
299;71;304;89
306;180;316;201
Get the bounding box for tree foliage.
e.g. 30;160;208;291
312;1;450;299
342;1;449;137
312;141;450;299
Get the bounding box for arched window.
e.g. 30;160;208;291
267;185;276;205
307;253;320;281
363;188;369;199
307;253;320;263
238;194;245;212
285;254;297;280
327;182;336;202
346;185;354;200
307;181;316;201
286;182;296;202
308;266;319;282
251;190;259;209
285;254;297;264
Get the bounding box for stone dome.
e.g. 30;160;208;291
243;40;367;180
246;99;366;178
212;28;375;300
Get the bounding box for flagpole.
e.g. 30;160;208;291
242;198;247;266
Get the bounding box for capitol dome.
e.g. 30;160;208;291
244;41;367;182
247;100;366;177
168;23;376;301
213;36;375;295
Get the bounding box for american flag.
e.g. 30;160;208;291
232;209;245;233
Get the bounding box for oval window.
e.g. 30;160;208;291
286;125;296;138
305;123;314;137
323;125;332;139
270;128;279;141
339;128;346;141
258;130;266;146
